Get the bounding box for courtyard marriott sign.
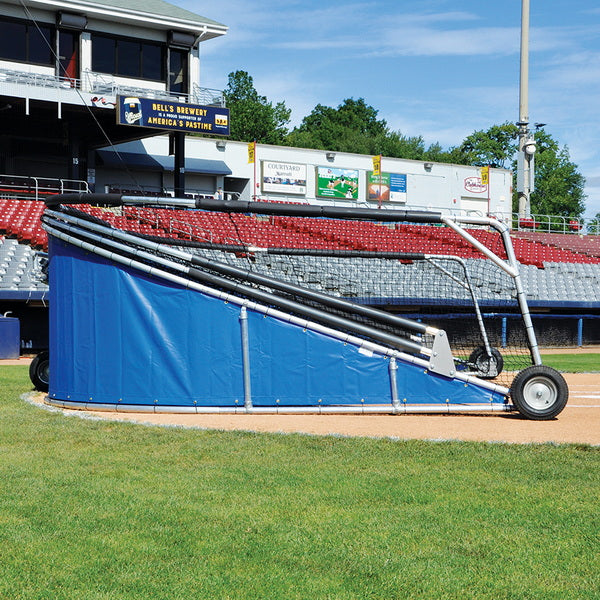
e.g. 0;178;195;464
117;96;230;135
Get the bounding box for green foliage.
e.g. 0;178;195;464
451;123;586;218
524;129;586;218
588;213;600;234
1;366;599;599
286;97;455;163
286;98;388;154
224;70;291;144
456;122;519;168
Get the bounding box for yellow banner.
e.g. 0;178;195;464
372;154;381;177
248;142;255;164
480;165;489;185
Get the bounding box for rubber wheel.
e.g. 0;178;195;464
29;350;49;392
510;365;568;420
468;346;504;379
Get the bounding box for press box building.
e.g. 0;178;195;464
0;0;228;183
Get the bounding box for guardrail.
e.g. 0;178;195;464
0;67;225;107
511;213;585;234
0;174;89;200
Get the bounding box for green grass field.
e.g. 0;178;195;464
1;364;599;600
540;353;600;373
459;352;599;374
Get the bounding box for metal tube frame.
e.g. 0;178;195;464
42;217;510;399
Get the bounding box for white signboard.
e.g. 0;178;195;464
261;161;307;195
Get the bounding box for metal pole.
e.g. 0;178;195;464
517;0;533;219
389;357;400;409
174;132;186;198
239;306;253;410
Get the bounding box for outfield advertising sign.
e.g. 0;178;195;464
367;171;407;203
262;161;307;195
316;167;359;199
117;95;230;135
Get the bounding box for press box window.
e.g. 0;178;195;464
91;33;164;81
0;18;53;65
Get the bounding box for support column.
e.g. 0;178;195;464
173;132;185;198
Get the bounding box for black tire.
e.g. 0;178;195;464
29;350;49;392
468;346;504;379
510;365;568;420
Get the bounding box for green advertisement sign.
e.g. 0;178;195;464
316;166;359;199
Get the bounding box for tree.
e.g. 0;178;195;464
224;71;291;144
524;129;586;218
286;98;389;154
286;97;461;163
456;122;519;168
454;123;586;218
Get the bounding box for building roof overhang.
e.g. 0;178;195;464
9;0;228;39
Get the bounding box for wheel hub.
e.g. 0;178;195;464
525;378;557;410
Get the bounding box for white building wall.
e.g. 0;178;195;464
108;136;513;220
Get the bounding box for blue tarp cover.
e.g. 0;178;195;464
48;237;505;408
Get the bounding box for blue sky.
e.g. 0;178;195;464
182;0;600;218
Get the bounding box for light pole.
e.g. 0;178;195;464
517;0;536;219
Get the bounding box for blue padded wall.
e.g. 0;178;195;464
48;237;505;408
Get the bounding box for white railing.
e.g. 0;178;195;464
0;174;89;200
511;213;584;234
0;67;78;91
0;67;225;107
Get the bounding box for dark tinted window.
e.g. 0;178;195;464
0;20;27;61
92;33;164;81
116;38;139;77
92;34;115;73
169;48;187;93
141;43;162;80
29;24;53;65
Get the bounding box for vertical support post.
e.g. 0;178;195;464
253;141;257;200
517;0;532;219
173;131;185;198
389;357;400;410
496;223;542;365
502;317;508;348
239;306;252;411
577;317;583;347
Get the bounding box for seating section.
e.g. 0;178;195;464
1;198;599;265
514;230;600;259
1;197;600;302
0;237;47;291
0;199;47;248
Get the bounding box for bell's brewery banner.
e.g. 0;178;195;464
117;96;230;135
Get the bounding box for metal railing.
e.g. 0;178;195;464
0;67;79;91
0;174;89;200
0;67;225;107
511;213;585;234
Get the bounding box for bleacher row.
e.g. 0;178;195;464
1;198;600;303
2;198;599;265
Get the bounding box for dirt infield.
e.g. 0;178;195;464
30;373;599;446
